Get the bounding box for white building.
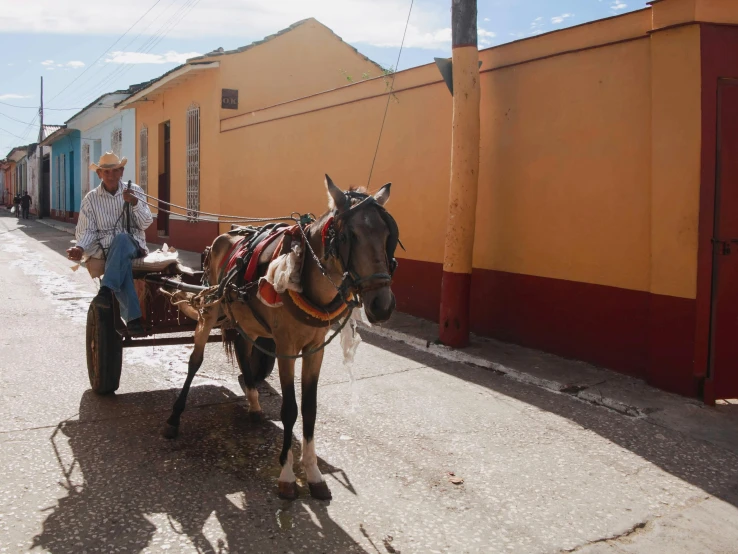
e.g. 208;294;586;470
66;82;150;199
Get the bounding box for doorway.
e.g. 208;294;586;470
707;79;738;401
42;154;50;217
157;121;170;237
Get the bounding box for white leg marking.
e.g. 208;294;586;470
302;438;324;484
279;450;296;483
247;388;261;413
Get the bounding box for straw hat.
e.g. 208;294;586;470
89;151;127;171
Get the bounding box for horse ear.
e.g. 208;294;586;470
325;174;347;210
374;183;391;206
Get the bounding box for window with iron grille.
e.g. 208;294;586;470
111;127;123;158
82;143;90;195
186;103;200;220
139;125;148;194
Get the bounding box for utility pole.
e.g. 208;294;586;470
439;0;480;347
38;76;44;219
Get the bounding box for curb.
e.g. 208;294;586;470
36;218;75;235
359;324;647;418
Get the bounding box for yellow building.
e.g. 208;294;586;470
120;18;383;252
211;0;738;402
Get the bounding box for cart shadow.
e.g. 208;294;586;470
32;385;361;553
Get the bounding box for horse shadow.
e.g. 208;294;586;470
32;385;362;553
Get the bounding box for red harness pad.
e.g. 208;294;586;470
220;237;246;276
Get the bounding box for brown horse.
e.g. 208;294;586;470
162;176;398;500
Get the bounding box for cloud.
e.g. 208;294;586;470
66;61;85;68
0;0;453;50
478;28;496;47
0;94;31;100
551;13;573;24
105;50;203;64
611;2;627;10
484;17;490;22
40;60;54;66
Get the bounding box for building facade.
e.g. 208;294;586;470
211;0;738;402
122;18;384;253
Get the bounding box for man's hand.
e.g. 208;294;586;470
123;189;138;206
67;246;84;261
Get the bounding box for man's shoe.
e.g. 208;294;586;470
126;318;148;337
93;286;113;309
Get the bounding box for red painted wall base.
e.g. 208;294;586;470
393;258;699;397
145;219;219;255
439;270;472;347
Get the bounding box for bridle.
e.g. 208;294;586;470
312;190;402;303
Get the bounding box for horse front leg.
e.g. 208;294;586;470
162;307;219;439
277;352;299;500
301;345;331;500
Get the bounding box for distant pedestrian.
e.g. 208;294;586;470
20;192;32;220
13;193;21;219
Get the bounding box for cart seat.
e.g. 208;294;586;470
84;246;196;279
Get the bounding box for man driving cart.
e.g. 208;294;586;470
66;152;153;336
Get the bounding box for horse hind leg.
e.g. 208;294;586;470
162;308;219;439
234;333;263;422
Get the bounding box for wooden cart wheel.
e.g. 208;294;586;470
234;334;276;383
86;302;123;394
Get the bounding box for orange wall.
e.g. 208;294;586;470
650;25;702;299
217;13;672;295
133;69;220;216
476;38;652;292
213;19;383;118
132;19;385;226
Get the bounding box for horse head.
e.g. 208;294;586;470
324;175;398;324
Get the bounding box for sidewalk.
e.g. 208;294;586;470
36;216;738;456
361;311;738;456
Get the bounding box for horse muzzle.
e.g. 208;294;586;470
362;287;396;323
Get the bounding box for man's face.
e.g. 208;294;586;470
97;167;124;190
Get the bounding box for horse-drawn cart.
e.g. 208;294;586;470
84;253;274;395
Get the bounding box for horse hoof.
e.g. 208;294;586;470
161;424;179;439
308;481;332;501
278;481;298;501
248;410;264;423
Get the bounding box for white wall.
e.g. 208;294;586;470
79;108;136;196
26;145;50;213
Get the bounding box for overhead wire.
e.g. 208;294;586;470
73;0;182;106
75;0;203;108
366;0;414;188
46;0;165;107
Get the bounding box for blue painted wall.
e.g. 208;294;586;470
49;130;81;213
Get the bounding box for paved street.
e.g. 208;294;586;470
1;211;738;553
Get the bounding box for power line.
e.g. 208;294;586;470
0;125;34;142
366;0;414;187
75;0;202;108
0;111;37;126
47;0;164;106
73;0;181;105
0;100;93;111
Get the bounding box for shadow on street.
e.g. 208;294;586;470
361;333;738;510
32;385;361;553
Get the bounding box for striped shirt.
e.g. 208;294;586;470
75;180;154;258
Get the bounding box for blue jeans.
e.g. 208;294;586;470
102;234;143;323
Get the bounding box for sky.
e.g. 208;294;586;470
0;0;649;154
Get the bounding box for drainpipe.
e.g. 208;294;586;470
439;0;481;347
